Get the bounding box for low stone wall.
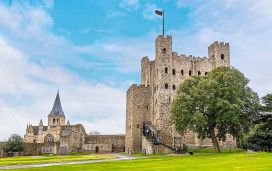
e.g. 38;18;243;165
86;134;125;152
141;136;174;154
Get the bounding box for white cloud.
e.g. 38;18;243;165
143;4;162;20
106;10;126;18
170;0;272;97
0;37;126;140
119;0;140;11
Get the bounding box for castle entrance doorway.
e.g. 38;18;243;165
95;146;99;153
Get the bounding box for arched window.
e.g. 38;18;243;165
44;134;54;143
173;85;176;90
189;70;192;76
57;118;60;123
205;72;208;75
165;67;168;73
53;118;55;123
165;83;168;89
181;70;184;76
221;54;224;59
162;48;166;54
198;71;201;76
172;69;175;75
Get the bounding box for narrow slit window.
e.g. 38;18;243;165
172;69;175;75
221;54;224;59
198;71;201;76
165;83;168;89
165;67;168;73
189;70;192;76
173;85;176;90
181;70;184;76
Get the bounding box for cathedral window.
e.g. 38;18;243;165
221;54;224;59
44;134;54;143
165;67;168;73
189;70;192;76
172;69;175;75
162;48;166;54
198;71;201;76
181;70;184;76
165;83;168;89
173;85;176;90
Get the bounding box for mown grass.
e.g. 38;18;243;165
119;152;127;154
14;152;272;170
0;154;115;166
67;152;91;156
188;148;245;153
132;153;169;157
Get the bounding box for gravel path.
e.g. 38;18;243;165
0;153;138;170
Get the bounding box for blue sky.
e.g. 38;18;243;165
0;0;271;140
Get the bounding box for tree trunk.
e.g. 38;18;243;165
210;128;221;153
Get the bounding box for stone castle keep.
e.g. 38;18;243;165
125;35;236;154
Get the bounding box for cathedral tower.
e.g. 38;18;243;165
48;90;65;128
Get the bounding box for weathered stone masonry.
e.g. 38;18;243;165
126;35;235;154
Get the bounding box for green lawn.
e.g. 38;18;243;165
132;153;169;157
0;154;115;166
13;152;272;170
188;148;245;153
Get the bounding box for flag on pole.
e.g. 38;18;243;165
155;10;163;16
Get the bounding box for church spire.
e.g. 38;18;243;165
50;90;64;115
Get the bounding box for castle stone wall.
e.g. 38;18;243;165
86;134;125;153
126;35;235;154
125;84;151;154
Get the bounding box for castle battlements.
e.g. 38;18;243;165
126;35;234;155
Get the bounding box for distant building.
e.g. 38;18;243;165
126;35;236;154
22;91;125;155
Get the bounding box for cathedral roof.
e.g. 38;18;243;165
50;90;64;115
32;126;48;135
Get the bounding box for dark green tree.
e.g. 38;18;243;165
246;94;272;152
171;67;259;153
3;134;25;153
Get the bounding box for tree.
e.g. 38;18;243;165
246;94;272;152
171;67;259;153
3;134;25;153
88;130;101;135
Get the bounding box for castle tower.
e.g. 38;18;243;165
48;90;65;127
208;41;230;68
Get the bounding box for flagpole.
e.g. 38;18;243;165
163;10;164;36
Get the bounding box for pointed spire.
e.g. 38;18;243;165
67;120;70;126
50;90;64;115
39;119;43;126
29;125;33;132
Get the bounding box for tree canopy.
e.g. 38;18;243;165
3;134;25;153
171;67;259;153
246;93;272;152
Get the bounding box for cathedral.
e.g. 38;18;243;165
24;90;69;144
23;91;125;155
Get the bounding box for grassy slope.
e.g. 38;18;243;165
0;154;115;166
14;152;272;170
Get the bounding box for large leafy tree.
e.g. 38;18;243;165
3;134;25;153
246;94;272;152
171;67;259;153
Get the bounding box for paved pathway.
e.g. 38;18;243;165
0;153;138;170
